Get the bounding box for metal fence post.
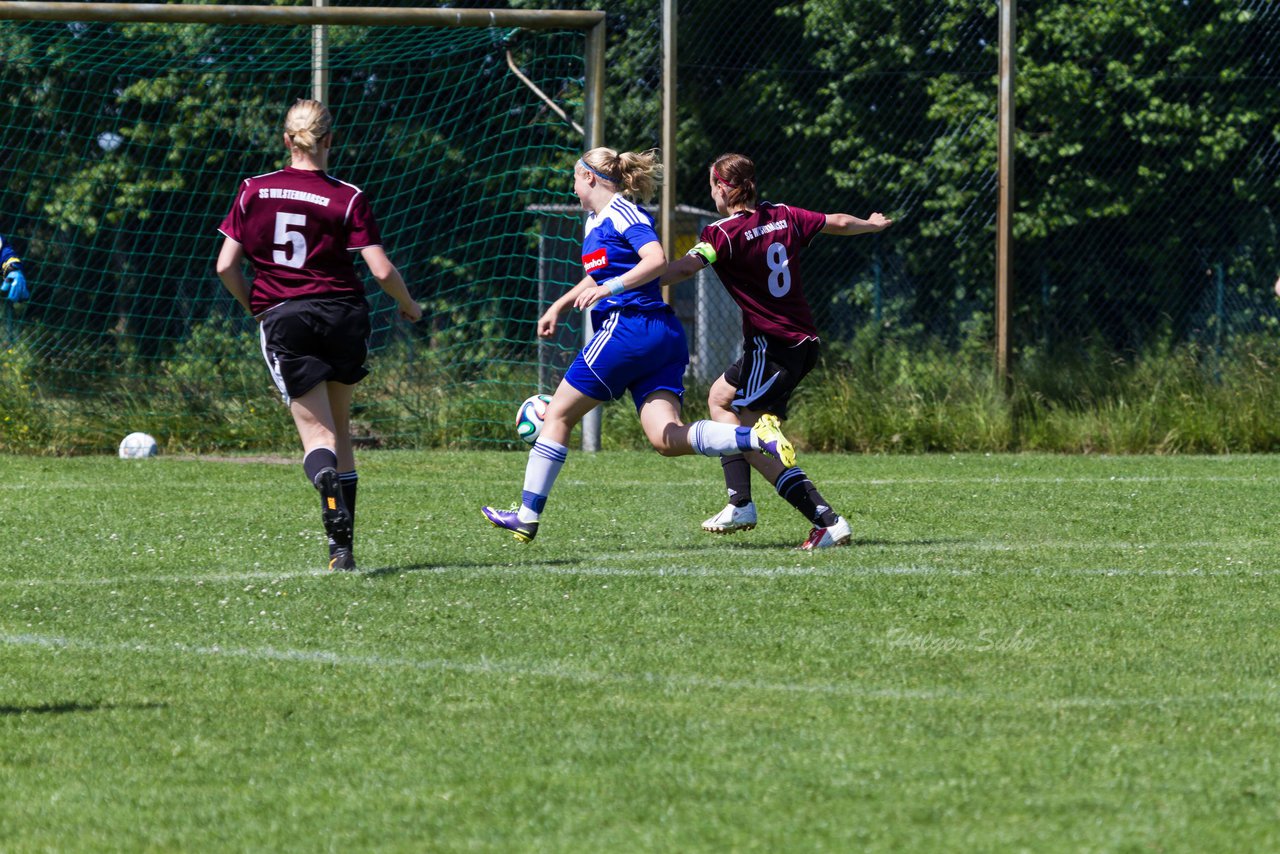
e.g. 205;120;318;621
995;0;1016;394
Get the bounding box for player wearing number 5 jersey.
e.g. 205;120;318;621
216;99;421;572
662;152;892;549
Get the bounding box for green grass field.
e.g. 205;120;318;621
3;450;1278;851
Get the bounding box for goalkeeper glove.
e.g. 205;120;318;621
3;269;28;303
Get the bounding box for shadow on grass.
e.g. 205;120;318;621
359;558;588;579
0;701;166;716
672;537;966;551
852;537;966;548
351;538;970;575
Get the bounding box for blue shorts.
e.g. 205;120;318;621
565;307;688;411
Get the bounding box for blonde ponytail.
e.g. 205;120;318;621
581;146;663;203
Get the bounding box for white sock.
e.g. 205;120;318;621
519;438;568;522
688;420;754;456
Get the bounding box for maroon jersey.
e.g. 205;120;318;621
218;167;381;314
692;202;828;343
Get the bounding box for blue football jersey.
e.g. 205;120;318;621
0;234;20;272
581;196;665;317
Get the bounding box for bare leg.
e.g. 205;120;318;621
638;390;693;456
540;378;608;445
327;381;357;471
289;382;340;455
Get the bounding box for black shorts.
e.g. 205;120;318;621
257;296;371;401
723;335;820;419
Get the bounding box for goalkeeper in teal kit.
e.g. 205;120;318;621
0;233;29;303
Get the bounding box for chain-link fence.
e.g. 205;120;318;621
674;1;1280;389
504;0;1280;413
4;0;1279;451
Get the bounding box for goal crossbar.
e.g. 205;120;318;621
0;2;603;29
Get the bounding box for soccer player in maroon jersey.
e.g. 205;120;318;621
662;152;892;549
481;147;796;544
215;100;422;571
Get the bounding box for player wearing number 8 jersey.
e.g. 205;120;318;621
216;99;421;572
662;152;892;549
480;147;797;544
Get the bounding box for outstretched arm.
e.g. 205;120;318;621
822;212;893;235
538;274;598;338
0;236;18;272
541;240;671;336
660;252;705;287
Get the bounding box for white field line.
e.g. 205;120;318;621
853;474;1280;485
4;631;1276;709
0;631;948;702
1;557;1277;588
0;569;333;586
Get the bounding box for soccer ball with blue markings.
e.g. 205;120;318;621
516;394;552;445
118;431;158;459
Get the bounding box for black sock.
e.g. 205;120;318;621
721;454;753;507
334;471;358;555
339;471;358;519
774;467;839;527
303;447;338;486
805;483;839;528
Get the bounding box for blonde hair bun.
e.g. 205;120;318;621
284;99;332;155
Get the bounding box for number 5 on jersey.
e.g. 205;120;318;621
274;212;308;268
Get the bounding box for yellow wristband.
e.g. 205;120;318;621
689;242;717;266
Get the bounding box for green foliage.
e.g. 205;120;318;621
0;333;59;452
0;13;584;451
1016;334;1280;453
3;2;1279;453
9;315;1280;454
797;322;1014;453
688;0;1280;350
751;330;1280;455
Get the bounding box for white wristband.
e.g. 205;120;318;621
604;276;626;296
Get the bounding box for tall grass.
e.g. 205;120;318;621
789;332;1280;454
1013;336;1280;453
6;320;1280;454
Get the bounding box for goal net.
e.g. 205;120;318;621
0;5;598;452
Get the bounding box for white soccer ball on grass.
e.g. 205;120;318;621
118;432;159;459
516;394;553;445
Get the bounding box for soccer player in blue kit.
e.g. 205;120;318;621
482;147;796;543
0;233;30;303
